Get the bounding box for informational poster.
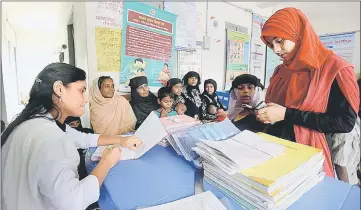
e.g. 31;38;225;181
319;32;356;64
178;41;202;79
249;14;267;85
225;30;250;90
93;2;124;72
164;2;197;50
95;27;122;72
119;2;177;87
264;47;282;88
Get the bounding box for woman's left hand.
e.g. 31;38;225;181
255;103;286;124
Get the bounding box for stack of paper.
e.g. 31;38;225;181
194;130;325;210
167;119;240;163
157;115;202;147
137;191;227;210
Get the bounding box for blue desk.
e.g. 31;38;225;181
203;176;361;210
86;145;197;210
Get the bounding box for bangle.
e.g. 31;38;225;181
108;145;114;150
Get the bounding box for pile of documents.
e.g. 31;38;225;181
167;119;240;164
194;130;325;210
158;115;202;147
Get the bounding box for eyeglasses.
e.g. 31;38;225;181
136;84;149;91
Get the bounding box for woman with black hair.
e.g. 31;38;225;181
1;63;142;210
129;76;159;128
182;71;202;118
200;79;226;121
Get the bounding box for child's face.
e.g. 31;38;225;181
159;96;173;110
175;103;187;115
187;77;198;86
171;84;183;96
208;105;217;114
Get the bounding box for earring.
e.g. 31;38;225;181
59;96;62;103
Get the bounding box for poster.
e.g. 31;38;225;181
319;32;355;64
119;2;177;87
164;2;197;49
249;14;267;85
92;1;124;72
95;27;122;72
225;30;250;90
178;41;202;79
264;47;282;88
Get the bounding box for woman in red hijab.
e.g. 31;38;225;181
256;7;360;178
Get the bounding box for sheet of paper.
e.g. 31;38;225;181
137;191;227;210
134;112;168;158
232;130;285;157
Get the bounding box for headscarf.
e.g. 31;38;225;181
129;76;159;123
89;77;136;135
167;78;185;107
227;74;265;121
261;7;360;177
182;71;202;107
202;79;219;107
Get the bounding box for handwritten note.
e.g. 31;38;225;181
95;27;122;72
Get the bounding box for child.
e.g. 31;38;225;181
154;87;178;118
175;103;187;115
200;79;226;121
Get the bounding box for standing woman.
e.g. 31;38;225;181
182;71;203;118
89;76;136;135
256;8;359;178
129;76;159;128
1;63;142;210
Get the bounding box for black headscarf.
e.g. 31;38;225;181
166;78;182;91
129;76;159;126
203;79;217;95
229;74;264;93
183;71;201;92
202;79;219;106
64;116;94;133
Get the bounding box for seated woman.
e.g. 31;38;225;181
89;76;136;135
154;87;178;118
166;78;187;115
182;71;202;119
129;76;159;128
200;79;226;121
228;74;266;132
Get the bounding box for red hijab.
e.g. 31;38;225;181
261;8;360;177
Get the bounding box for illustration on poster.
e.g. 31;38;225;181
158;63;171;86
121;58;147;85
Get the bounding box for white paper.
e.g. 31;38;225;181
133;112;168;158
137;191;227;210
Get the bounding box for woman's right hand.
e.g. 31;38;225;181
101;145;121;168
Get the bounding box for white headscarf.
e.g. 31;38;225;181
227;86;265;121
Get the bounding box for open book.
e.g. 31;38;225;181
91;112;168;161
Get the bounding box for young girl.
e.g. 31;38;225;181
1;63;142;210
154;87;177;118
166;78;186;113
182;71;202;118
200;79;226;121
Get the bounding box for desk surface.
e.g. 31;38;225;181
203;176;361;210
86;145;196;210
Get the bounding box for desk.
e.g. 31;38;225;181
86;145;197;210
203;176;361;210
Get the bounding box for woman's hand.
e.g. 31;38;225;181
101;145;122;168
119;135;143;150
256;102;286;124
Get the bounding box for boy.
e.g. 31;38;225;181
154;87;178;118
